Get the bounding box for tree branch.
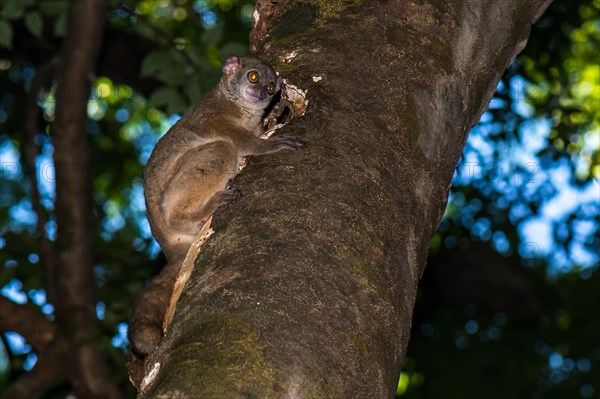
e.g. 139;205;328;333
0;339;66;399
51;1;122;398
0;25;161;98
23;57;61;305
0;295;56;352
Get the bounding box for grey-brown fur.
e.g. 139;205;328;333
129;56;303;357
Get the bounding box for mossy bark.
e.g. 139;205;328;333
137;1;553;397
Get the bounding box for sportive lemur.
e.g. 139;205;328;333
129;56;303;357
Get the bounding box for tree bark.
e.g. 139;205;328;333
135;1;552;397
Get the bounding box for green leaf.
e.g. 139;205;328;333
183;75;205;104
220;42;249;59
141;49;190;85
200;25;224;47
24;11;42;38
1;1;28;20
54;12;67;37
141;49;171;76
148;87;187;115
0;19;13;49
40;0;68;16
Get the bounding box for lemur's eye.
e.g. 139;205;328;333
247;71;259;83
267;82;276;95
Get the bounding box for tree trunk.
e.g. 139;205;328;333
47;1;122;398
135;1;552;397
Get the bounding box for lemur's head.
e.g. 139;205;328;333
221;55;282;110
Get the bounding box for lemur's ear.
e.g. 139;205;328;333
223;56;241;75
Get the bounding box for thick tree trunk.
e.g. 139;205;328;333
135;1;552;397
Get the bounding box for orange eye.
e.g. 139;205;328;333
267;82;276;95
247;71;259;83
